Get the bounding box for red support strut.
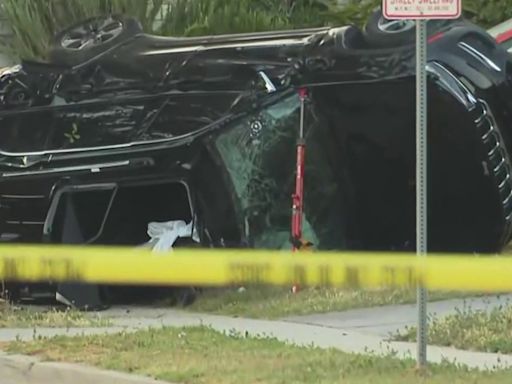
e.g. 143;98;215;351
291;88;310;294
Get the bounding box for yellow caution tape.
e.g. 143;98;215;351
0;244;510;291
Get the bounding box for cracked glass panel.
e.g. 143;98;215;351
215;93;347;250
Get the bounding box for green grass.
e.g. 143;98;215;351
188;286;483;319
4;326;512;384
393;302;512;354
0;301;110;328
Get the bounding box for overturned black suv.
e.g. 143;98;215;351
2;8;512;306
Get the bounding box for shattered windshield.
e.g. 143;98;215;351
215;93;348;250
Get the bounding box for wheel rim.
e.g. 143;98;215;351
6;85;32;107
61;17;124;50
377;17;416;34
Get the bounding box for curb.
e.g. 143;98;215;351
0;352;173;384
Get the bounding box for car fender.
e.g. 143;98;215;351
428;23;509;90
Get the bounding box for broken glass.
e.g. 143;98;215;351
215;92;348;250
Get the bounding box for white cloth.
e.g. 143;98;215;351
145;220;199;252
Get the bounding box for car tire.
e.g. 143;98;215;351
3;81;35;109
48;15;142;67
363;8;457;48
364;8;418;48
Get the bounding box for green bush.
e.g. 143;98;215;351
464;0;512;29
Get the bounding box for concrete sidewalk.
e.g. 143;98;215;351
1;294;512;383
99;298;512;370
283;294;512;336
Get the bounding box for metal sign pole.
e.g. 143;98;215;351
384;0;460;370
416;19;428;369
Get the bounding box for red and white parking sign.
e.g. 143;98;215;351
383;0;462;19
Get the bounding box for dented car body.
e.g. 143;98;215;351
2;11;512;306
